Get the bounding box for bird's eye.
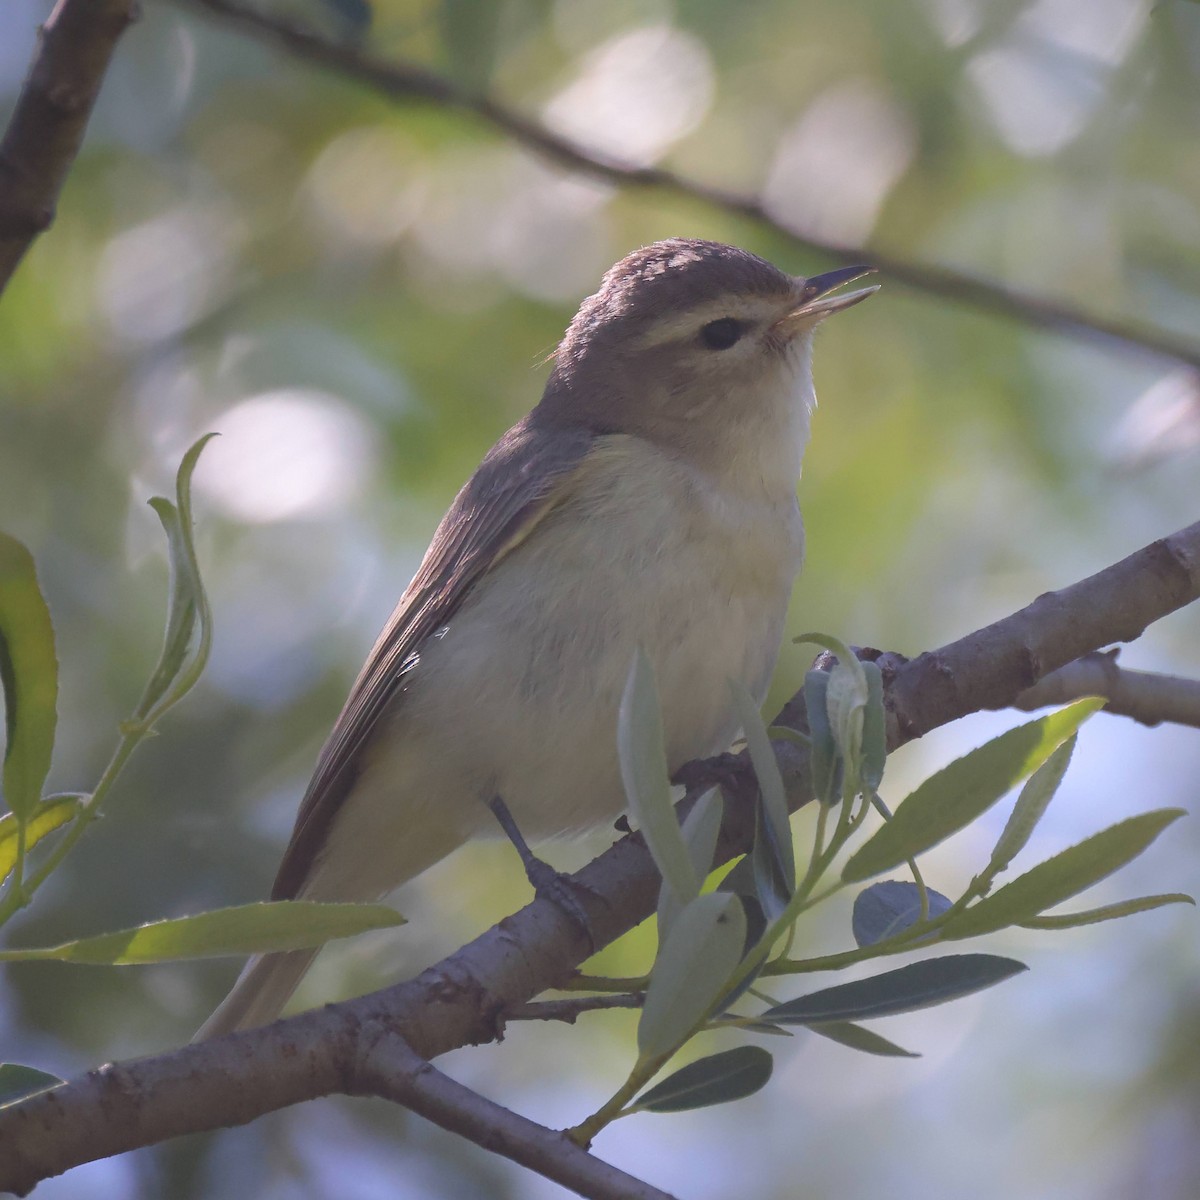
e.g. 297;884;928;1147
698;317;746;351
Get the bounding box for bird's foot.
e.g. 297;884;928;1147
487;795;596;951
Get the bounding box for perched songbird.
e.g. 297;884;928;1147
197;239;876;1038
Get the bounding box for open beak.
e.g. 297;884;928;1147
785;265;879;322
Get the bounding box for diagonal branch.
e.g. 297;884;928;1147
174;0;1200;373
0;0;140;294
354;1033;676;1200
0;517;1196;1195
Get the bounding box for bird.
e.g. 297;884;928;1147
196;238;876;1039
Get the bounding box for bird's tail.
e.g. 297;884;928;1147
193;948;319;1042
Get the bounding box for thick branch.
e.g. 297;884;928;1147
884;520;1200;741
0;0;139;293
1;518;1197;1194
174;0;1200;373
1014;652;1200;730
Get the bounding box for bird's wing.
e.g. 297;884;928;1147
270;415;598;900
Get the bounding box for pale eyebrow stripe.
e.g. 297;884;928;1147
633;294;795;348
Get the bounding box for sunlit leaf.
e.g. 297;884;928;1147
658;788;723;942
761;954;1027;1024
942;810;1187;939
824;659;868;777
0;900;405;964
0;1063;63;1107
843;699;1104;883
803;670;839;805
619;648;696;907
852;880;952;948
987;735;1076;877
860;661;886;792
0;793;81;884
0;533;58;822
810;1021;919;1058
630;1046;773;1113
1018;893;1194;930
729;679;794;894
135;435;217;724
639;892;746;1060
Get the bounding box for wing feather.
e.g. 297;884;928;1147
270;415;597;900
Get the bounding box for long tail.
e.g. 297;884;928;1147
193;948;319;1041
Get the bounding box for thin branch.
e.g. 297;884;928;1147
173;0;1200;373
1;518;1197;1194
0;0;140;294
1014;650;1200;730
354;1033;677;1200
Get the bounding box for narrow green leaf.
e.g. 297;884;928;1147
860;661;886;792
0;533;58;821
762;954;1027;1024
987;735;1076;877
851;880;952;948
1020;893;1194;930
630;1046;773;1114
824;661;868;779
658;788;723;942
0;793;81;883
619;648;696;906
942;810;1188;939
810;1021;919;1058
804;670;839;805
0;900;405;964
0;1063;63;1107
639;892;746;1060
729;679;795;890
136;435;217;723
843;699;1105;883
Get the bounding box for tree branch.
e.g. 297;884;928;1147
1014;651;1200;730
173;0;1200;373
0;0;139;294
1;518;1196;1195
354;1033;676;1200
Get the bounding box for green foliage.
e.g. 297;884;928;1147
0;442;407;991
761;955;1027;1024
619;648;699;908
570;648;1186;1140
629;1047;773;1114
842;698;1104;883
940;810;1187;939
0;532;58;823
0;1064;63;1108
0;901;404;965
638;892;747;1061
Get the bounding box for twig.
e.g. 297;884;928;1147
173;0;1200;372
0;0;140;294
1;517;1197;1194
1014;651;1200;730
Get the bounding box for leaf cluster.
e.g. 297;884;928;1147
566;637;1189;1140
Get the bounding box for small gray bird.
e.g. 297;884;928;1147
197;239;876;1039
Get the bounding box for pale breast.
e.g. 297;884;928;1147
400;435;804;838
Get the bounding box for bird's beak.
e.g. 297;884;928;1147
781;265;879;326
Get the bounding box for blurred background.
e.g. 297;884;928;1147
2;0;1200;1195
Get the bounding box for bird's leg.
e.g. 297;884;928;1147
487;795;595;950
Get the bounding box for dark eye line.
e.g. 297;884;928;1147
699;317;747;351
